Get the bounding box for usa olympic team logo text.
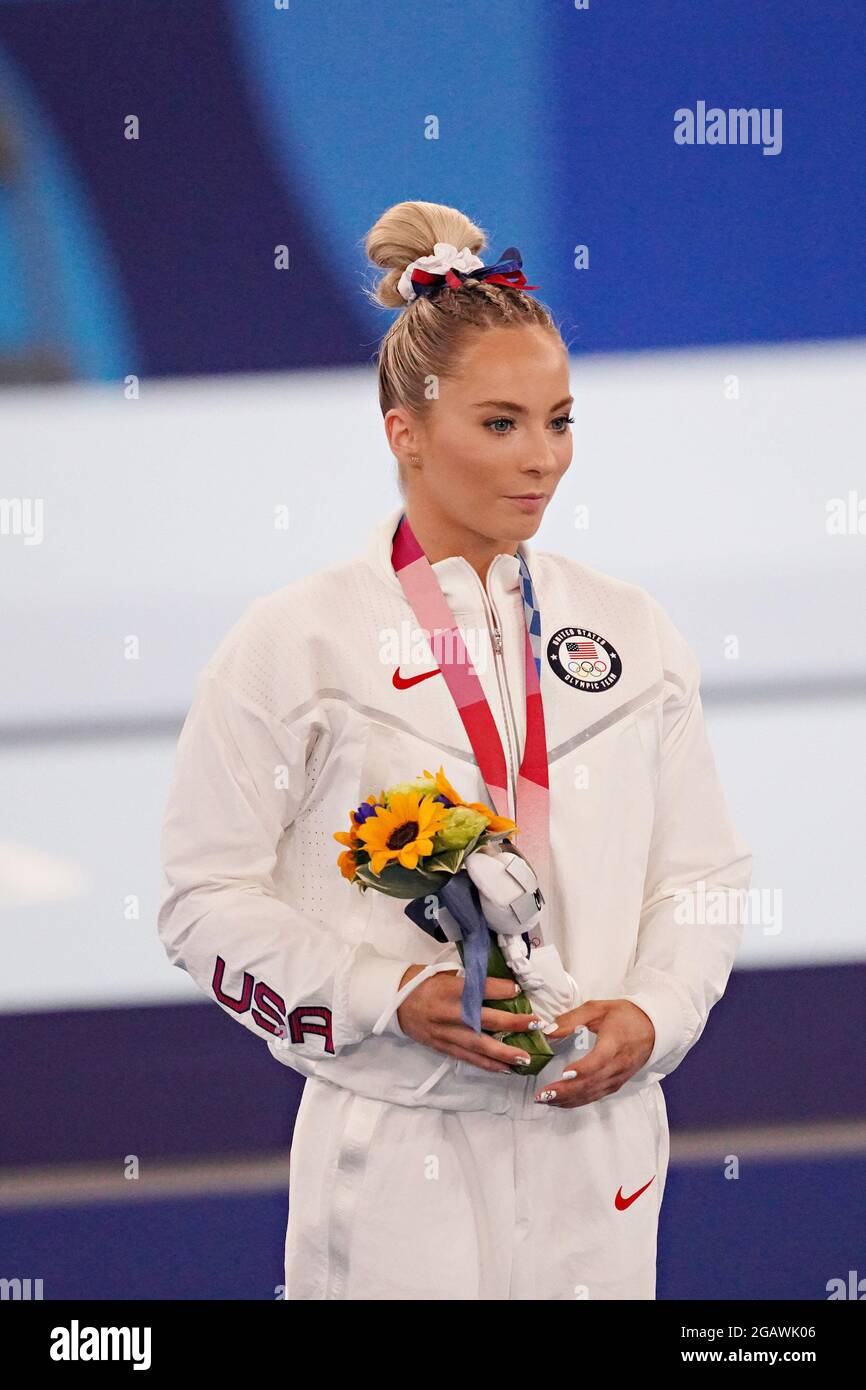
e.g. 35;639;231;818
546;627;622;691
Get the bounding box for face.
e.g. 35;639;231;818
385;324;573;551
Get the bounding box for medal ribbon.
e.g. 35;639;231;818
391;512;550;1026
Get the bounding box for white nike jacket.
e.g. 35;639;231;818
157;504;753;1121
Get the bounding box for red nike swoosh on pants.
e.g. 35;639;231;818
392;667;440;689
615;1176;655;1210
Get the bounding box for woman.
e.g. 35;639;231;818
157;199;753;1301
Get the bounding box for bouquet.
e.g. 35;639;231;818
333;765;555;1075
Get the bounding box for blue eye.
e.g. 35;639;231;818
485;414;574;434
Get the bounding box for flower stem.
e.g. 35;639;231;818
456;936;554;1076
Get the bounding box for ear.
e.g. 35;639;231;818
384;405;419;457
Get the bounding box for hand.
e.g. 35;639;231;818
396;965;551;1075
532;998;656;1108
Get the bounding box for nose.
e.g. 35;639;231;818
518;438;570;481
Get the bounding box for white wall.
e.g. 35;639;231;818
2;339;864;724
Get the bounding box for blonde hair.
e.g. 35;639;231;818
362;200;562;494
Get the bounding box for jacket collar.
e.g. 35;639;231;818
363;504;532;613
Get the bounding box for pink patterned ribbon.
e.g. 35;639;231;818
391;511;550;948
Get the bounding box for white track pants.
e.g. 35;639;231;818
284;1075;670;1301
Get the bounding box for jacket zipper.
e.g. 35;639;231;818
471;558;521;818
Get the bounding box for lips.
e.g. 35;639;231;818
505;494;547;510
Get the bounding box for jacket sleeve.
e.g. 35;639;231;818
157;645;414;1061
618;594;753;1083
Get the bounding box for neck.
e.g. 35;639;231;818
403;501;517;589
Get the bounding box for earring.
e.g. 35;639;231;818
408;453;421;466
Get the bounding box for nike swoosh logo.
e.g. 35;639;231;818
392;666;440;689
615;1176;655;1210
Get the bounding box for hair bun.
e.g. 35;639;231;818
364;200;487;309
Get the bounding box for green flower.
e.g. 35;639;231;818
432;805;488;850
384;778;438;805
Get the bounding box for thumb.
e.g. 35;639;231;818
544;998;606;1041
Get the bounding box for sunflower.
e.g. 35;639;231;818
422;765;517;836
354;789;449;875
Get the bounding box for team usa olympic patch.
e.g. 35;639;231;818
547;627;622;691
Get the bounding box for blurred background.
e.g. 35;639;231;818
1;0;864;1300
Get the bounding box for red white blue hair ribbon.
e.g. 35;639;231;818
396;241;538;303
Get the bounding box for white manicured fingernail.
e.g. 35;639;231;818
527;1019;544;1031
535;1089;555;1103
540;1021;559;1035
510;1055;531;1066
561;1069;577;1080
